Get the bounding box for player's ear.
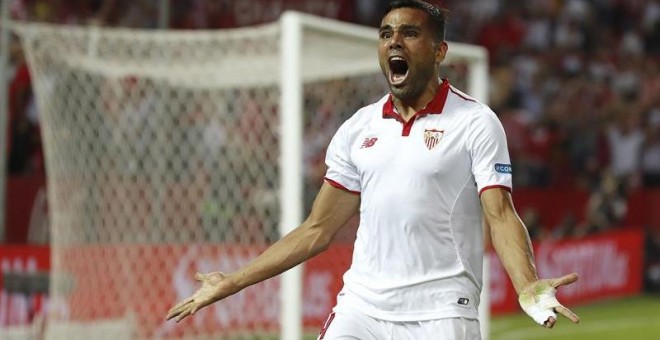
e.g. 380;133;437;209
435;41;448;64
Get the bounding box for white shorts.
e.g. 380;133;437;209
318;309;481;340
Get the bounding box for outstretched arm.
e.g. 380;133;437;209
481;188;580;328
166;182;360;322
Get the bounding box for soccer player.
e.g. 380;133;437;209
166;1;580;338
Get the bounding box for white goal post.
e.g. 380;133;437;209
11;11;489;340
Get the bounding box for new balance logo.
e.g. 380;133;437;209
360;137;378;149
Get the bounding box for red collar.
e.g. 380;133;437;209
382;79;450;121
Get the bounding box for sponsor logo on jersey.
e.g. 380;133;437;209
423;129;444;150
494;163;512;174
457;297;470;306
360;137;378;149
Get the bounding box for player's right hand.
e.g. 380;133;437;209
518;273;580;328
166;271;236;322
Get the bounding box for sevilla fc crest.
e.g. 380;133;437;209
424;129;444;150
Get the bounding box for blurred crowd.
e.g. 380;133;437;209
6;1;660;184
3;0;660;287
448;0;660;193
442;0;659;291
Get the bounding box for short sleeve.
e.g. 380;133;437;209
468;108;513;195
324;122;361;194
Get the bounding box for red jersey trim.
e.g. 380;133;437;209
318;312;336;339
479;185;512;197
324;177;361;195
450;87;477;102
382;79;451;137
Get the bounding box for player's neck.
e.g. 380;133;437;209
393;83;440;122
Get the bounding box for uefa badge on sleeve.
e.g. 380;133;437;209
423;129;444;150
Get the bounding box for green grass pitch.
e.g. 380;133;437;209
490;295;660;340
297;295;660;339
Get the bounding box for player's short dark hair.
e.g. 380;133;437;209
383;0;448;42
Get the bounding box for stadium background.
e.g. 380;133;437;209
1;0;659;339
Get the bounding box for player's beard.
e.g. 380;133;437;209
387;61;437;103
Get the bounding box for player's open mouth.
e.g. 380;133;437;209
389;57;409;86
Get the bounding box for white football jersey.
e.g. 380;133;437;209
324;79;512;321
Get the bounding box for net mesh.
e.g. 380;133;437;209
13;18;475;339
13;20;383;339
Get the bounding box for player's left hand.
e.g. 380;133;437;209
518;272;580;328
166;271;236;322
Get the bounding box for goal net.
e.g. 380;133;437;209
12;12;488;339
